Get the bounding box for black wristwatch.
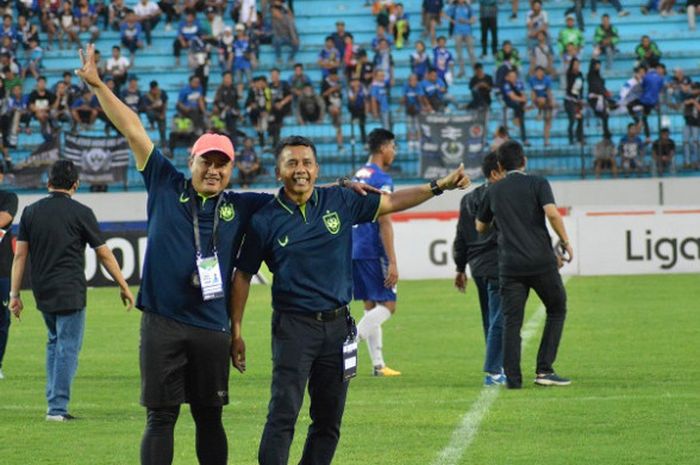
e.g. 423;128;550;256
337;176;351;188
430;179;444;196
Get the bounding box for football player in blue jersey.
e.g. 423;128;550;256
351;128;401;376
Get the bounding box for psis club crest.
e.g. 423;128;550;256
219;203;235;221
323;211;341;235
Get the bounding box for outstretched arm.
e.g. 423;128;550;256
377;164;470;216
75;44;153;169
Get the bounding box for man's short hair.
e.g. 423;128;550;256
63;71;72;78
368;128;395;155
112;45;121;51
294;63;303;69
602;13;610;18
481;152;499;179
49;160;80;190
627;122;636;130
275;135;318;164
497;140;525;171
37;75;47;82
660;127;670;134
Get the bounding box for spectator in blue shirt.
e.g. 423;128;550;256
121;75;142;114
347;77;369;145
433;36;454;84
403;73;423;151
173;11;201;66
371;24;394;51
410;40;431;80
628;63;666;141
420;68;448;113
618;122;646;176
373;38;394;86
443;0;476;78
528;66;553;146
318;35;341;79
233;23;253;93
177;74;206;134
502;69;529;146
70;88;98;131
22;37;42;80
422;0;444;46
370;69;391;129
73;0;100;45
120;13;144;61
0;15;17;44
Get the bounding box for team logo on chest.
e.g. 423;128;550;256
323;210;341;235
219;203;235;221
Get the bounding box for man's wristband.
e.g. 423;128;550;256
430;179;444;196
9;292;19;298
560;240;570;247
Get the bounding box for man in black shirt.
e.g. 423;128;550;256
476;141;573;389
213;71;240;145
0;164;17;380
28;76;56;141
10;160;134;421
268;68;292;149
467;63;493;110
453;153;505;385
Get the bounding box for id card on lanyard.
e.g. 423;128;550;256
191;190;225;301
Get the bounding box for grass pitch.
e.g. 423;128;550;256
0;275;698;465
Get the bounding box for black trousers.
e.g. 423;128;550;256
259;311;350;465
500;270;567;387
479;16;498;56
472;275;490;342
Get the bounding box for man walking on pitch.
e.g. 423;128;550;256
231;135;470;465
0;164;17;380
9;160;134;421
352;128;401;377
476;141;573;389
453;152;505;386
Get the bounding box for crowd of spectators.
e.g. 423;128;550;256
0;0;698;184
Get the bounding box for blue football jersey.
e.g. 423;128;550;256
352;162;393;260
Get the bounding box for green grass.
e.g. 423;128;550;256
1;275;698;464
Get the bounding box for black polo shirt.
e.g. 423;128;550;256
453;184;498;279
17;192;104;313
237;186;381;313
477;171;558;277
0;190;18;279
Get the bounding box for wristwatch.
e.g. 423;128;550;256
337;176;351;188
430;179;444;196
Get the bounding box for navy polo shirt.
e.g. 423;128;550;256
237;186;381;313
137;148;271;332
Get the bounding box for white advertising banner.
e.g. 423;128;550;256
391;208;698;280
576;209;700;275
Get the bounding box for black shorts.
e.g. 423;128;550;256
140;311;231;408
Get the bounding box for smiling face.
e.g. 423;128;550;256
276;145;319;202
189;152;233;197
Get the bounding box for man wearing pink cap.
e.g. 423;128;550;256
75;44;374;465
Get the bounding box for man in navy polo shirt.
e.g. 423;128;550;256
231;136;470;465
75;44;373;465
77;44;266;465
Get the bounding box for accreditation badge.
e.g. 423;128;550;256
196;254;225;301
342;337;358;381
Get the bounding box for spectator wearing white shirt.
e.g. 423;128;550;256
526;0;548;51
134;0;161;46
239;0;258;28
106;45;131;92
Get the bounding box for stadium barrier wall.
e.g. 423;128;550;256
11;178;699;286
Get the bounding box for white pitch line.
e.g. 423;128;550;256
431;277;570;465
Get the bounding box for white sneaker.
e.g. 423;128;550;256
0;368;4;379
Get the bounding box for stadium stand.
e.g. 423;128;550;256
2;0;699;189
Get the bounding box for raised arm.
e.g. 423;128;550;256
377;164;470;216
75;44;153;169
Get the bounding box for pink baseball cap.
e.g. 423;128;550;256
191;133;235;161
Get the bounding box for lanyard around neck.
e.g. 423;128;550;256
189;184;224;258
